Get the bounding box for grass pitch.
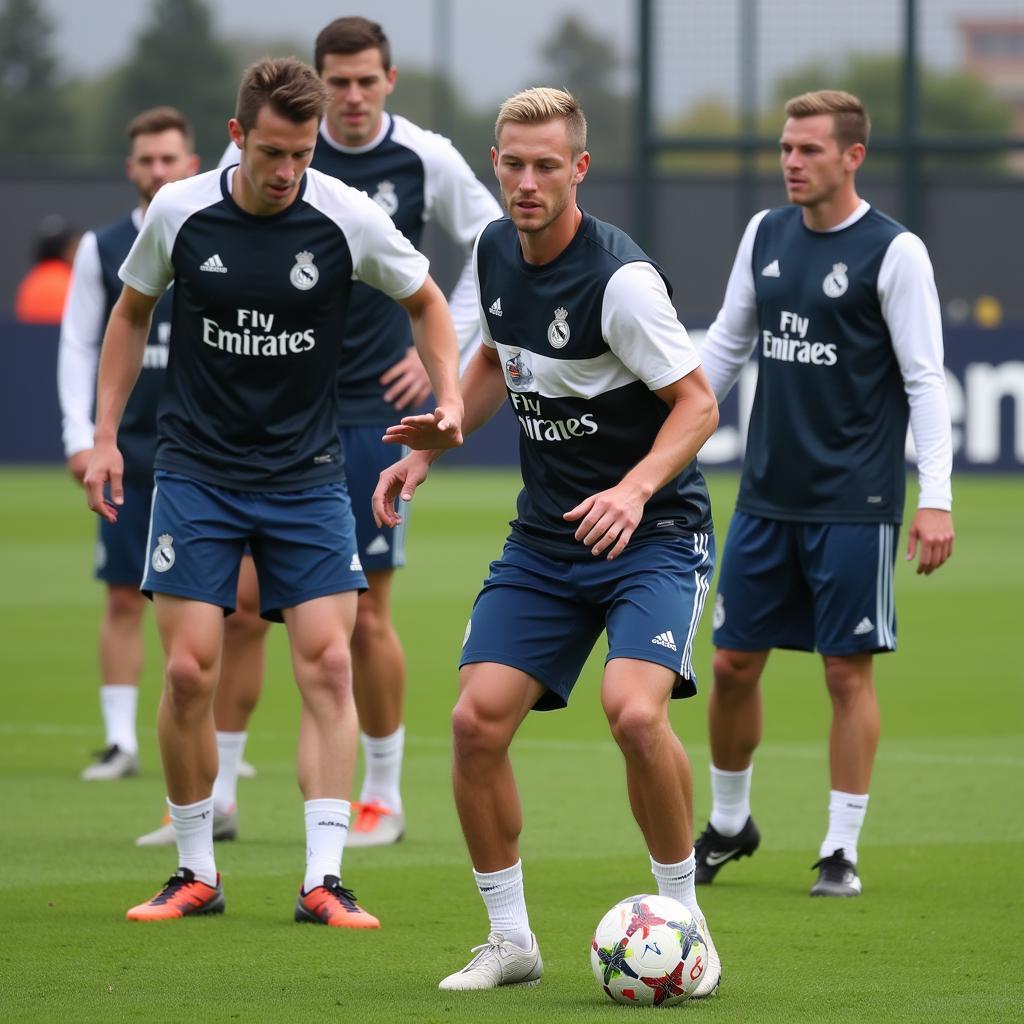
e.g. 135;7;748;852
0;467;1021;1022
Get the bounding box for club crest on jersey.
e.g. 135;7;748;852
822;262;849;298
290;251;319;291
151;534;175;573
546;306;570;349
504;349;535;392
372;180;399;217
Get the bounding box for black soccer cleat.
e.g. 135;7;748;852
694;816;761;885
809;849;862;897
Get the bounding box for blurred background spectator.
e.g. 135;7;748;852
13;214;80;324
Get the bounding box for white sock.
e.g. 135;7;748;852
100;684;138;754
168;796;216;887
651;852;701;920
212;731;247;814
709;764;752;836
303;798;350;893
820;790;869;865
359;726;404;812
473;860;532;949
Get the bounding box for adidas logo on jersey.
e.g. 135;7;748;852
651;630;678;652
761;259;780;277
200;254;228;273
853;617;874;636
365;536;390;556
489;297;503;317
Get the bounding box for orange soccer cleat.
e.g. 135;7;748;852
295;876;380;928
126;869;225;921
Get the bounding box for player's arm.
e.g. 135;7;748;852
57;231;104;483
565;369;718;560
84;285;159;522
699;210;768;400
878;232;954;575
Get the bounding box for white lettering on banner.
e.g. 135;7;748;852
964;362;1024;463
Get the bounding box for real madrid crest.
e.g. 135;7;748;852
151;533;175;573
372;180;399;217
547;306;570;349
822;262;849;299
290;251;319;291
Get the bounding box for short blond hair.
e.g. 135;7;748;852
495;87;587;155
784;89;870;150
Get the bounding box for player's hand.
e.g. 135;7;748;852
382;404;463;451
83;442;124;523
563;481;647;560
372;451;433;528
381;347;432;411
67;449;92;485
906;508;954;575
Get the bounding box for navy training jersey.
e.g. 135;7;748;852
119;166;428;491
476;213;712;560
741;205;909;522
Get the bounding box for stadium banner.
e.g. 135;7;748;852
1;320;1021;471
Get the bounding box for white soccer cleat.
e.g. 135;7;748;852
80;745;139;781
237;759;257;779
345;801;406;848
135;805;239;847
438;932;543;991
690;915;721;999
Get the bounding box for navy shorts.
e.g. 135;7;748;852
340;424;408;573
141;471;367;622
460;532;715;711
712;511;898;656
95;479;154;586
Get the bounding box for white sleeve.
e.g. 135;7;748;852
217;141;240;169
471;230;495;354
57;231;103;457
350;192;430;301
878;232;953;511
699;210;768;400
420;134;503;362
118;188;176;296
601;262;701;391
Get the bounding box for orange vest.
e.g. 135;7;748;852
14;260;72;324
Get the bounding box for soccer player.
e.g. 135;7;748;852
83;58;463;924
373;88;722;995
212;17;502;847
693;90;954;897
59;107;199;781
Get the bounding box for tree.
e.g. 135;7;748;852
0;0;71;158
103;0;236;165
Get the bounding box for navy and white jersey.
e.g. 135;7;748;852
221;114;502;423
476;213;712;561
119;165;429;491
58;209;173;481
701;201;952;523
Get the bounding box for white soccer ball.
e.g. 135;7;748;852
590;894;707;1006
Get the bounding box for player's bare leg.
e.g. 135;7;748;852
83;584;147;779
284;592;377;927
441;663;544;989
348;569;408;846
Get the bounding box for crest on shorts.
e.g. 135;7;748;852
372;180;399;217
546;306;570;349
151;534;175;573
822;262;848;298
290;251;319;291
712;593;725;630
504;349;535;392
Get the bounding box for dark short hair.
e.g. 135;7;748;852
235;57;328;133
126;106;194;150
784;90;871;150
314;16;390;73
34;214;78;263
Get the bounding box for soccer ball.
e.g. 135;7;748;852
590;894;707;1007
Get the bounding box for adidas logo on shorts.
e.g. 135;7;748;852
651;630;678;652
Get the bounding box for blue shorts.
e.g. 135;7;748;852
460;533;715;711
141;471;367;622
340;424;408;573
712;511;898;656
95;479;153;586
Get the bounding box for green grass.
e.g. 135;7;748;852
0;467;1021;1022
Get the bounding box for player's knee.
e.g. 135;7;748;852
350;599;388;659
304;641;353;704
107;586;146;624
451;697;510;760
165;652;216;708
823;658;873;707
712;649;762;695
606;700;664;760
